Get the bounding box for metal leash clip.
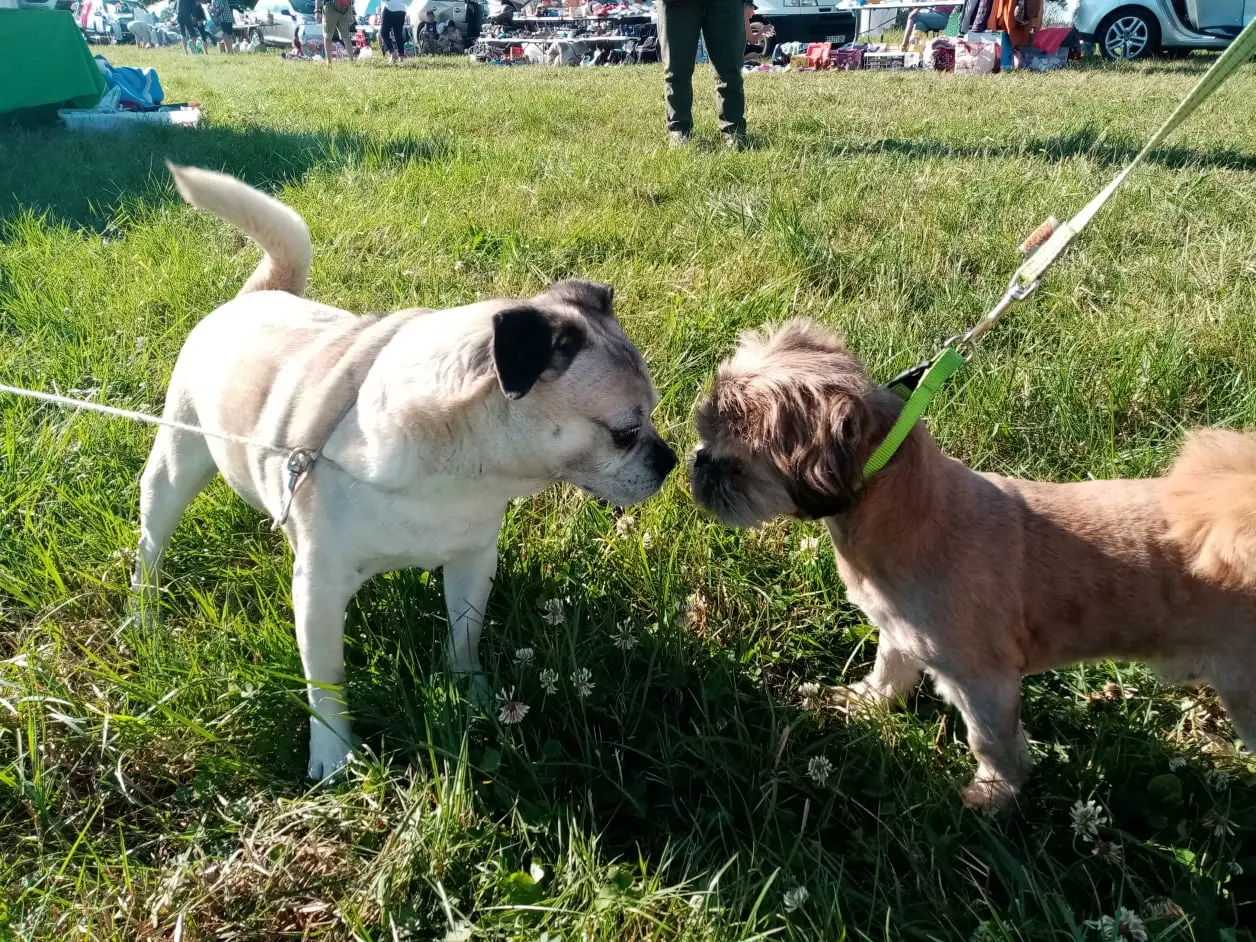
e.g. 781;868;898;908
273;448;317;530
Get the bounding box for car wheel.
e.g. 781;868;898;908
249;26;263;44
1096;7;1160;61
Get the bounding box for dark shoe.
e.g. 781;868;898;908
668;130;691;148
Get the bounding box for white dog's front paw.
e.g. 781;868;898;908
831;680;890;713
462;671;493;709
307;722;353;782
127;588;160;628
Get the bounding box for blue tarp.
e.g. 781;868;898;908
93;56;164;110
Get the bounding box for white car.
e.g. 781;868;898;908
247;0;325;48
408;0;485;32
1075;0;1254;60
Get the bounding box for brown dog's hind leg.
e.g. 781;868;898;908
933;670;1029;811
1210;663;1256;754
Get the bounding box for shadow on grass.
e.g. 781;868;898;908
823;128;1256;173
334;547;1256;939
0;123;456;232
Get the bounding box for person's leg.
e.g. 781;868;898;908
702;0;746;141
325;10;346;58
394;14;407;56
901;10;918;50
381;10;394;56
658;0;702;138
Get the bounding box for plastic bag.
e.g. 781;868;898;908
954;39;997;74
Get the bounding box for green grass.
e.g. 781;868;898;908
2;48;1256;941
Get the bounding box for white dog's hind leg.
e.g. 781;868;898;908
443;539;499;707
132;426;218;621
292;553;362;780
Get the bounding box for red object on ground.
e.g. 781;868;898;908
1032;26;1073;54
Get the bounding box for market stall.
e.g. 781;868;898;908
0;8;106;120
469;1;656;65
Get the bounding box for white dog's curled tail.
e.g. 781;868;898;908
1165;428;1256;588
167;162;312;298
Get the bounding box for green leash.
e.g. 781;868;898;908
859;19;1256;486
861;347;965;480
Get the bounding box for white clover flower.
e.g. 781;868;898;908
538;668;559;696
539;598;565;626
798;682;826;711
134;336;147;352
514;647;535;666
1204;810;1235;837
1091;839;1123;865
615;514;636;537
496;688;530;726
1070;799;1108;841
1145;899;1184;920
797;535;822;562
641;530;654;550
571;668;594;698
1085;908;1147;942
807;755;833;787
1168;757;1188;771
782;886;809;912
1205;769;1230;792
683;591;709;631
612;620;637;651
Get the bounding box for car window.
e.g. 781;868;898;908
292;0;315;13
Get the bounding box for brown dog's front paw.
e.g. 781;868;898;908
960;776;1019;812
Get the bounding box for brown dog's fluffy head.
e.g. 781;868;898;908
689;319;897;527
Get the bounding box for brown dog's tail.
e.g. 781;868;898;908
167;163;311;297
1165;428;1256;588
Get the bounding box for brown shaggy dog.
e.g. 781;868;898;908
689;319;1256;809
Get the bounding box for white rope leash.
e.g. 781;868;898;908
0;381;311;528
0;381;288;454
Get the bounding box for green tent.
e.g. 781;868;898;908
0;9;106;118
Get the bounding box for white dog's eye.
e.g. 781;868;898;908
611;426;640;448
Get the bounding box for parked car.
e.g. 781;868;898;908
409;0;486;34
18;0;76;10
1075;0;1254;60
751;0;857;45
76;0;145;43
247;0;325;48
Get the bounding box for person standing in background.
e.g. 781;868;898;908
316;0;354;60
209;0;236;52
176;0;210;52
658;0;749;150
380;0;408;61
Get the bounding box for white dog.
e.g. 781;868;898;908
133;165;677;778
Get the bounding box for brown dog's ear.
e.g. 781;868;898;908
492;306;586;400
715;375;869;519
779;394;868;519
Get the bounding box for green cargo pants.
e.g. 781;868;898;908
658;0;746;136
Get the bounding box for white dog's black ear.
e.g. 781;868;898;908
535;279;615;318
492;307;586;400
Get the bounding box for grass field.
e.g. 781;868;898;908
3;47;1256;941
